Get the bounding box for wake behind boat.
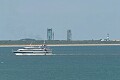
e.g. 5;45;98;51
13;44;52;55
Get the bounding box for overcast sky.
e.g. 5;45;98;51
0;0;120;40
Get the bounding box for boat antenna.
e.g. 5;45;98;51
30;42;33;46
44;40;46;44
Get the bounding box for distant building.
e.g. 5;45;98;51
100;34;110;41
47;28;54;40
67;30;72;41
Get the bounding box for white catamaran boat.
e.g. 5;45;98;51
13;44;52;55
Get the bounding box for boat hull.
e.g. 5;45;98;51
15;53;53;56
13;51;52;56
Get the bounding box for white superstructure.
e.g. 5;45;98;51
13;45;52;55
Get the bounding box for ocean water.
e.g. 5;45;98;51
0;46;120;80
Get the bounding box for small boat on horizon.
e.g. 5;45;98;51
13;44;52;56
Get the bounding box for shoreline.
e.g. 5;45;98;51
0;44;120;47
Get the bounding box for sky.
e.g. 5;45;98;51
0;0;120;40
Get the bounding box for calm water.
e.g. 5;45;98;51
0;46;120;80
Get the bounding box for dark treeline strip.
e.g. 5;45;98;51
0;40;120;45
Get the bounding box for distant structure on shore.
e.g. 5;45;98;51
47;28;54;40
67;29;72;41
100;34;110;41
107;33;110;41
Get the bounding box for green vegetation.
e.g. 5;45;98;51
0;40;120;45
